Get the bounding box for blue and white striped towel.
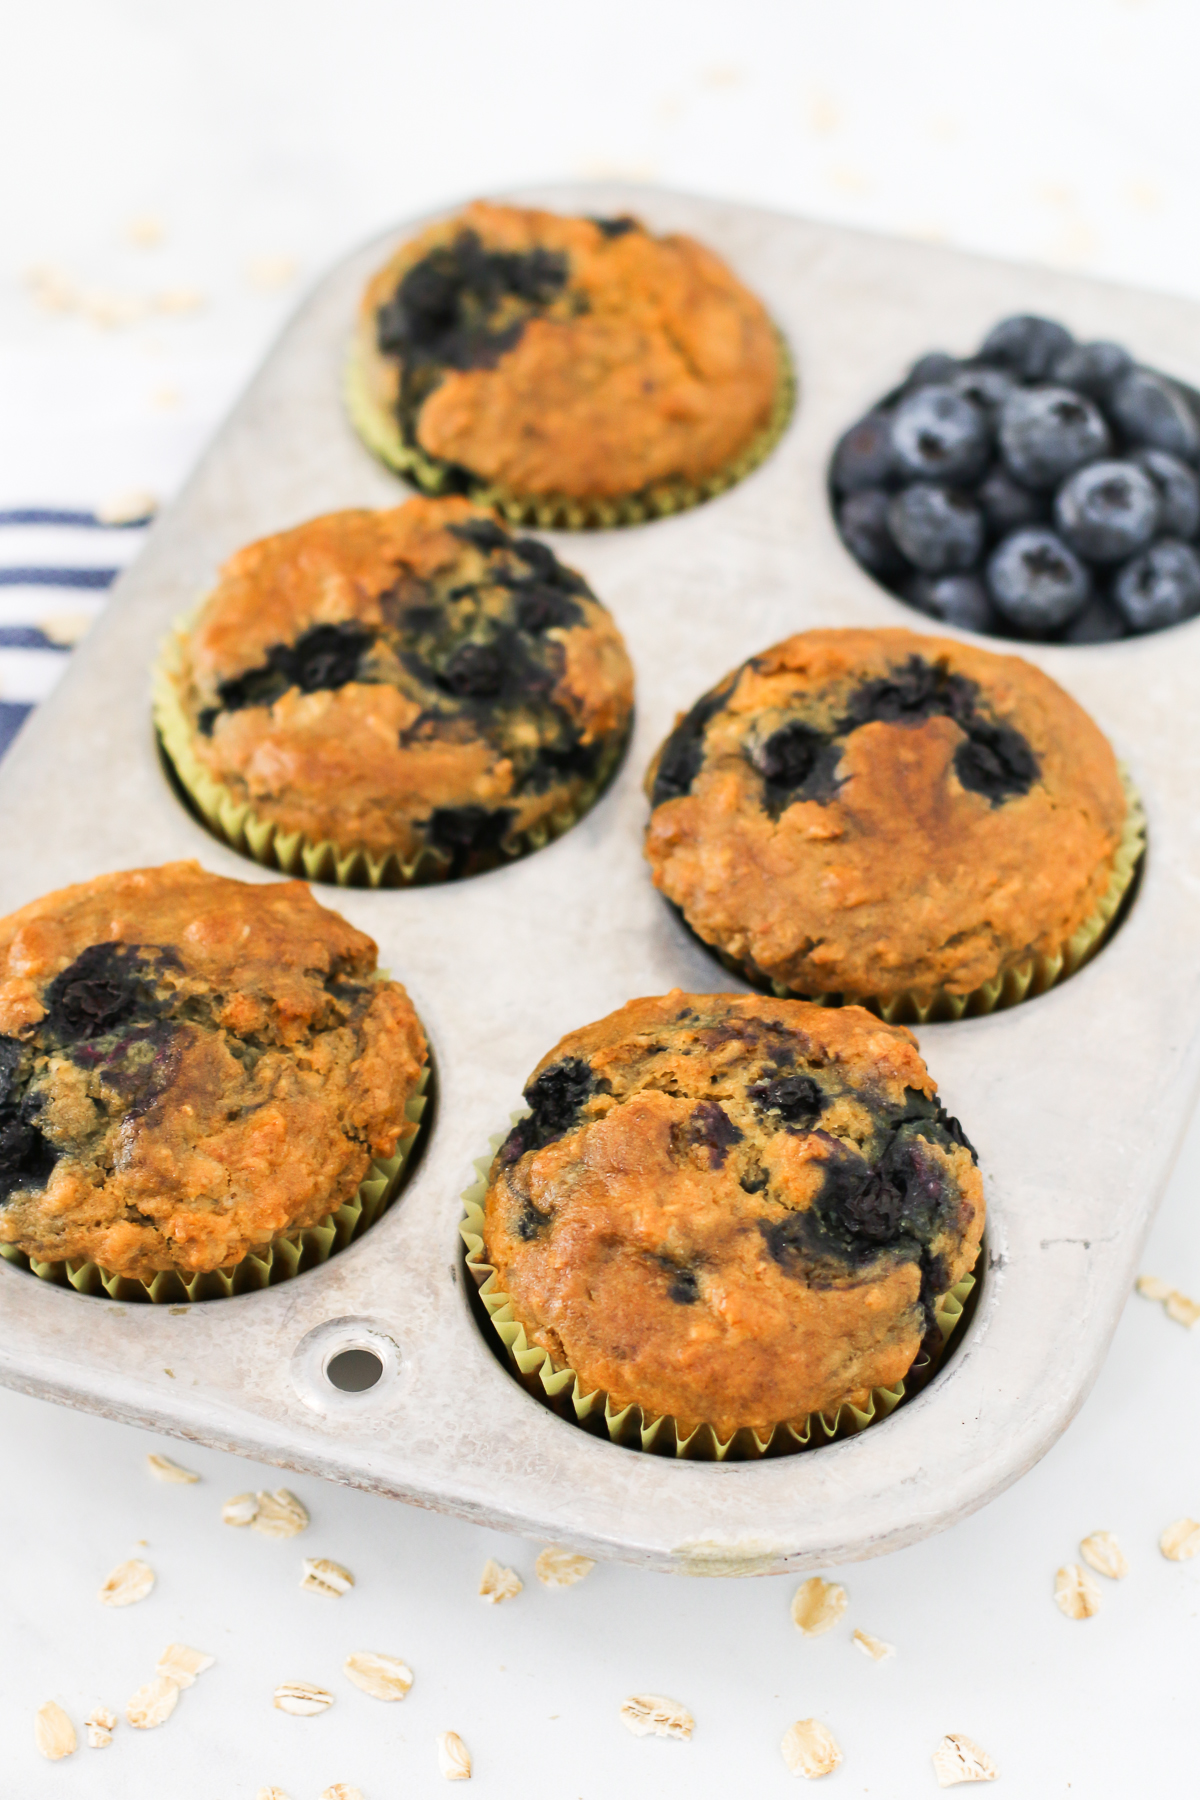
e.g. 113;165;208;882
0;506;152;760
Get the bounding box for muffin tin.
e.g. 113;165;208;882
1;185;1198;1576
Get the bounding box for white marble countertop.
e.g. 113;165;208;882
2;2;1199;1792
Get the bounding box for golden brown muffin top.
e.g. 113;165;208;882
355;202;782;500
0;862;426;1278
170;497;633;871
645;628;1128;1003
483;991;983;1435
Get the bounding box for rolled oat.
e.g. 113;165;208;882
780;1718;842;1778
34;1701;76;1760
618;1694;694;1740
932;1733;999;1786
790;1577;847;1637
438;1729;472;1780
536;1545;596;1589
344;1651;414;1701
126;1677;180;1729
1054;1563;1101;1619
98;1558;155;1607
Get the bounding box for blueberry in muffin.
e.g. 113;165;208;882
155;498;634;883
644;627;1136;1014
830;312;1200;640
481;992;983;1436
347;201;791;524
0;862;427;1280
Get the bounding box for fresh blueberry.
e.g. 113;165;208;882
951;366;1017;412
1113;538;1200;631
1053;460;1160;562
977;467;1047;536
998;385;1111;489
977;315;1076;381
831;412;896;494
890;385;992;484
1061;594;1128;644
1049;340;1133;400
1130;448;1200;538
1109;369;1200;463
887;484;984;574
837;490;906;579
906;572;999;634
902;351;962;391
986;528;1091;633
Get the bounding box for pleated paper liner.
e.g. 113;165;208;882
677;769;1146;1027
460;1130;976;1463
153;638;627;887
344;330;797;530
0;1066;430;1305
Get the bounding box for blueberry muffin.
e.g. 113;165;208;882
0;862;427;1279
481;991;982;1437
645;628;1137;1015
347;201;791;525
832;311;1200;642
155;497;634;883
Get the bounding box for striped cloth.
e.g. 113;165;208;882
0;506;152;759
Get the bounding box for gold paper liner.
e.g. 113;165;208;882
152;633;627;887
344;329;797;530
460;1124;976;1462
0;1068;429;1304
686;769;1146;1027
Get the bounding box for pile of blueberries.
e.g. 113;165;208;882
831;313;1200;643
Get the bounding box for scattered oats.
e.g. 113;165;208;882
790;1576;847;1637
252;1489;309;1538
1160;1517;1200;1561
126;1676;180;1729
26;264;79;312
1165;1290;1200;1328
1136;1275;1200;1326
1055;1563;1101;1619
98;1558;155;1607
154;286;206;315
222;1491;259;1526
96;487;157;525
780;1717;842;1778
34;1701;76;1760
301;1556;354;1597
81;288;147;329
1080;1531;1128;1580
478;1557;522;1602
274;1681;334;1717
320;1788;364;1800
618;1694;694;1740
536;1545;595;1588
42;611;95;647
932;1733;999;1786
852;1627;894;1661
85;1706;115;1749
126;213;164;247
343;1650;413;1700
147;1452;199;1484
247;254;298;291
437;1730;472;1780
156;1643;215;1687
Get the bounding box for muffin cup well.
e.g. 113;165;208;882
460;1127;976;1462
682;770;1146;1028
153;632;627;887
0;1068;429;1304
343;330;797;530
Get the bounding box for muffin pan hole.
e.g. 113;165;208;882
291;1317;402;1414
326;1347;385;1392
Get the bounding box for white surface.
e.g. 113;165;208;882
2;1;1200;1792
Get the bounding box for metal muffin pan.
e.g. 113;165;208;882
2;184;1199;1577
